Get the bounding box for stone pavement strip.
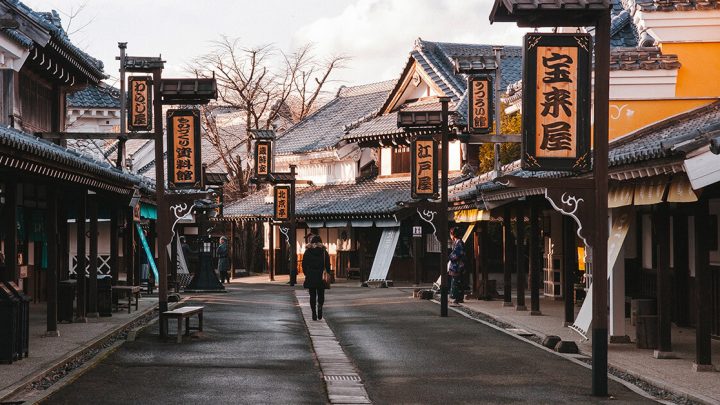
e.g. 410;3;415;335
295;290;372;405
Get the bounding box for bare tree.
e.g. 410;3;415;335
191;37;347;198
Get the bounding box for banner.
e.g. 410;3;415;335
167;109;202;189
522;33;592;171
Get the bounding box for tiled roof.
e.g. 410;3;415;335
610;0;640;47
3;1;104;79
67;84;120;109
490;0;612;24
0;124;147;189
623;0;720;12
610;47;680;70
224;178;410;219
609;100;720;167
274;81;394;156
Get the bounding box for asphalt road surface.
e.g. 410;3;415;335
45;282;653;404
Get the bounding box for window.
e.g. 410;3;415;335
391;146;410;174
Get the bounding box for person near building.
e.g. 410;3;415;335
448;226;466;306
302;235;331;321
217;236;231;284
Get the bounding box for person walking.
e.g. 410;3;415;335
302;235;330;321
217;236;231;284
448;227;466;306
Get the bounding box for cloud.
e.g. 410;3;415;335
293;0;529;87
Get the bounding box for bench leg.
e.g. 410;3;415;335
177;317;183;343
127;294;131;314
199;311;203;332
185;316;190;336
134;293;139;311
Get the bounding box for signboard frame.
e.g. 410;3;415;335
127;76;153;132
522;33;592;172
254;140;272;181
468;75;493;134
273;184;292;222
410;134;439;199
166;109;202;189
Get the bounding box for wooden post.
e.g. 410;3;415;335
414;218;422;286
673;214;690;327
46;185;59;336
76;191;87;322
480;222;490;300
3;180;17;282
654;205;672;357
110;207;119;286
473;226;481;297
59;196;69;281
269;221;275;281
125;209;135;286
152;66;170;323
563;215;576;325
529;203;541;315
516;205;527;311
439;98;450;317
693;199;713;371
87;195;99;317
503;207;513;307
289;165;298;286
230;221;236;280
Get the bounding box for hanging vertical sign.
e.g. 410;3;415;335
468;75;492;134
411;135;438;199
274;185;291;221
127;76;152;131
167;109;202;189
254;140;272;179
522;33;592;171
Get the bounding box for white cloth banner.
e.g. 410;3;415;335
367;227;400;283
570;207;632;338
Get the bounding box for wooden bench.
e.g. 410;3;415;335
161;306;204;343
112;285;141;314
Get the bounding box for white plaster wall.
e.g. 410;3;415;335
297;160;357;185
380;147;392;176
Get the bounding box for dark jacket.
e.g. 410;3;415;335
216;242;230;272
302;243;330;289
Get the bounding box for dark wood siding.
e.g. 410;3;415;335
19;71;53;133
391;146;410;174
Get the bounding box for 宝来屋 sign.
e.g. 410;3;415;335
522;33;592;171
128;76;152;131
411;135;438;199
255;140;272;179
274;185;291;221
167;109;202;189
468;75;492;134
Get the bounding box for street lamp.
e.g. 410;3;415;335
397;97;451;317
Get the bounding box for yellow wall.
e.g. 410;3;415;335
661;42;720;98
609;99;712;141
609;42;720;140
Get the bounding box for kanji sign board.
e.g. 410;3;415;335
411;135;438;199
167;109;202;189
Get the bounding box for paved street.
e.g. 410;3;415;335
45;282;653;404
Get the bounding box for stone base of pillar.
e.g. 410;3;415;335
563;321;573;327
609;335;631;344
530;310;542;316
653;350;677;359
44;330;60;337
516;305;527;311
692;363;715;372
503;301;513;307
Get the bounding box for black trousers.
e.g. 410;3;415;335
309;288;325;312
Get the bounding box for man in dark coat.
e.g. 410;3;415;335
216;236;230;284
302;235;330;321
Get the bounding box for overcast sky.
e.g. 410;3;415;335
24;0;529;91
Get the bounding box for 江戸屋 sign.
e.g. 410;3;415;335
167;109;202;188
128;76;152;131
411;135;438;199
522;33;592;171
274;185;291;221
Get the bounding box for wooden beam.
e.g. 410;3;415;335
36;132;155;140
465;134;521;144
694;199;713;369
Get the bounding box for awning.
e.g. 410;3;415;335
667;175;698;203
306;221;324;228
684;149;720;190
453;209;489;223
351;220;374;228
608;184;634;208
367;227;400;283
633;180;667;206
325;220;349;228
375;218;400;228
140;203;157;220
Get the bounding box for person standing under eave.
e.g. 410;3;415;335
302;235;331;320
217;236;231;284
448;227;465;306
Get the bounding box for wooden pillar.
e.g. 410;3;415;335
516;205;527;310
3;179;17;281
46;185;59;336
268;222;275;281
229;221;236;279
654;205;672;356
503;207;513;307
413;218;422;286
480;222;490;300
693;199;713;371
472;226;481;297
124;209;135;286
59;196;69;281
87;195;99;317
529;203;541;315
562;215;576;325
110;206;119;286
76;191;87;322
673;214;690;327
